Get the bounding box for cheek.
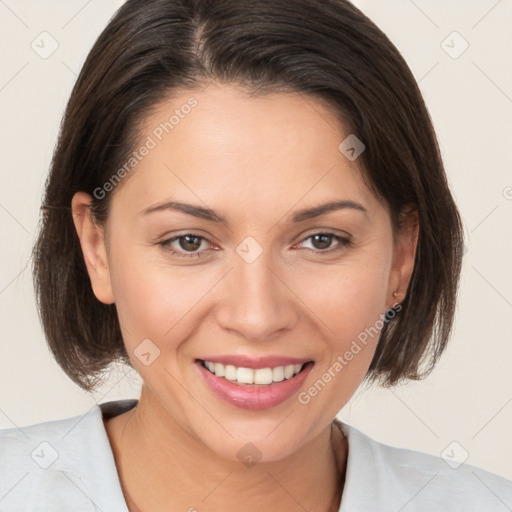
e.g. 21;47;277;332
293;271;392;422
107;241;214;352
288;246;393;339
290;245;392;393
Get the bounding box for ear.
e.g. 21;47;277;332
71;191;115;304
386;205;419;308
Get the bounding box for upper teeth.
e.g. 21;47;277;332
203;361;304;385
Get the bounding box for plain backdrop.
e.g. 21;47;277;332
1;0;511;481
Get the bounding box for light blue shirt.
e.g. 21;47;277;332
1;399;511;511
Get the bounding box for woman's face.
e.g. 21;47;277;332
77;82;416;462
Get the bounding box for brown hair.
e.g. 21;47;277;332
32;0;464;391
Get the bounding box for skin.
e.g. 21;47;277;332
71;81;418;511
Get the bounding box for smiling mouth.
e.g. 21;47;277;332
197;359;314;387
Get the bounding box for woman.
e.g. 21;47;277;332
1;0;511;510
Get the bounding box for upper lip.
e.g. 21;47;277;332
197;355;313;369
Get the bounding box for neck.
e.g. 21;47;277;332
105;387;347;512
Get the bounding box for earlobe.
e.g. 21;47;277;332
387;206;419;307
71;191;115;304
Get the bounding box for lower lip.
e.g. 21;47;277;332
196;361;314;410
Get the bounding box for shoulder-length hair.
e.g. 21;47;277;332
32;0;463;391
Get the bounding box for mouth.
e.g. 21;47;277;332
197;359;314;386
195;358;315;410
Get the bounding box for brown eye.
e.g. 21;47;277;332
178;235;203;252
298;232;352;254
310;234;334;250
158;233;211;258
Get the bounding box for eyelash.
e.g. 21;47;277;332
156;231;352;259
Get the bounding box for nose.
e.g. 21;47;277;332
215;249;298;342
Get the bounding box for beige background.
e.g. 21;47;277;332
1;0;511;481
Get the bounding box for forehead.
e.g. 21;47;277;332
111;82;380;223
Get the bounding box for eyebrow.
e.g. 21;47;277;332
140;199;367;223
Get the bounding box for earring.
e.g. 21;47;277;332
393;291;399;300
